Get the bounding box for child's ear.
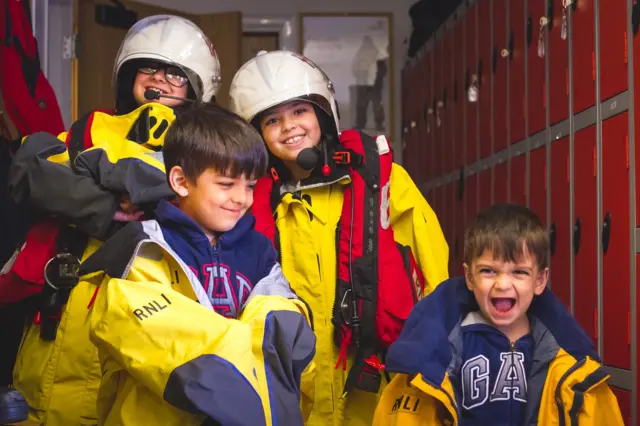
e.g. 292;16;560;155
168;166;189;197
463;263;474;291
534;266;549;296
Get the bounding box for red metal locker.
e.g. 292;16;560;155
549;136;570;311
527;0;547;135
478;0;492;159
510;154;526;206
442;29;454;175
529;146;547;226
571;0;595;114
465;173;479;228
493;161;508;204
509;0;526;144
493;0;508;151
610;387;631;426
433;41;443;179
573;125;597;345
548;0;569;125
453;17;465;170
635;16;640;225
479;168;492;212
599;0;628;101
465;3;479;165
601;112;630;370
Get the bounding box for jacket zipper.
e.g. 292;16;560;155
555;358;586;426
510;341;515;425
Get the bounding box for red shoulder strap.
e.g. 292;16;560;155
252;176;277;248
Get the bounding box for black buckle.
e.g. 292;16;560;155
44;253;80;290
356;365;382;393
333;151;352;165
39;253;80;341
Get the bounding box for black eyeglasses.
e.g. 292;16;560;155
138;63;189;88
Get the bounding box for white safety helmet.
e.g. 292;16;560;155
114;15;222;103
229;50;340;133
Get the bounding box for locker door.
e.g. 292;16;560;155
493;0;508;151
599;0;628;101
610;387;631;426
478;0;492;159
571;0;595;114
548;0;569;125
433;41;443;179
465;173;479;227
509;0;526;144
529;146;547;225
453;18;465;170
549;136;570;310
527;0;546;135
479;168;492;211
494;161;508;204
601;112;630;370
510;153;526;206
466;3;479;165
442;30;454;175
573;125;597;345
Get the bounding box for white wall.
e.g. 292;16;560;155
135;0;412;159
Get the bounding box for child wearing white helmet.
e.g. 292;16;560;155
0;15;221;425
229;50;450;426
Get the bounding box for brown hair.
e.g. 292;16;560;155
163;102;268;182
464;203;549;270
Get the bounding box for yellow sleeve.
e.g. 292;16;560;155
577;382;625;425
389;163;449;295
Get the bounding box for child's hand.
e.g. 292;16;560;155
114;195;144;222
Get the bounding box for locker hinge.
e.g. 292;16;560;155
624;31;628;64
62;34;77;60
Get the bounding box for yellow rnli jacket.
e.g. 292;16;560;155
9;104;179;425
264;161;449;426
373;277;625;426
83;219;315;425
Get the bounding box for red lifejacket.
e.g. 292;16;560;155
252;129;426;394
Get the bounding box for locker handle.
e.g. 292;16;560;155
457;168;465;200
454;237;459;260
492;46;498;74
508;30;514;60
527;16;533;47
602;212;611;254
550;222;557;257
547;0;555;30
464;69;470;91
454;79;458;102
477;59;483;85
573;217;582;255
633;1;640;36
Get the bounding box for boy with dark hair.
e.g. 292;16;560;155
373;203;624;425
78;102;315;425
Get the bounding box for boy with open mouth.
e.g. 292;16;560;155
373;203;624;425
